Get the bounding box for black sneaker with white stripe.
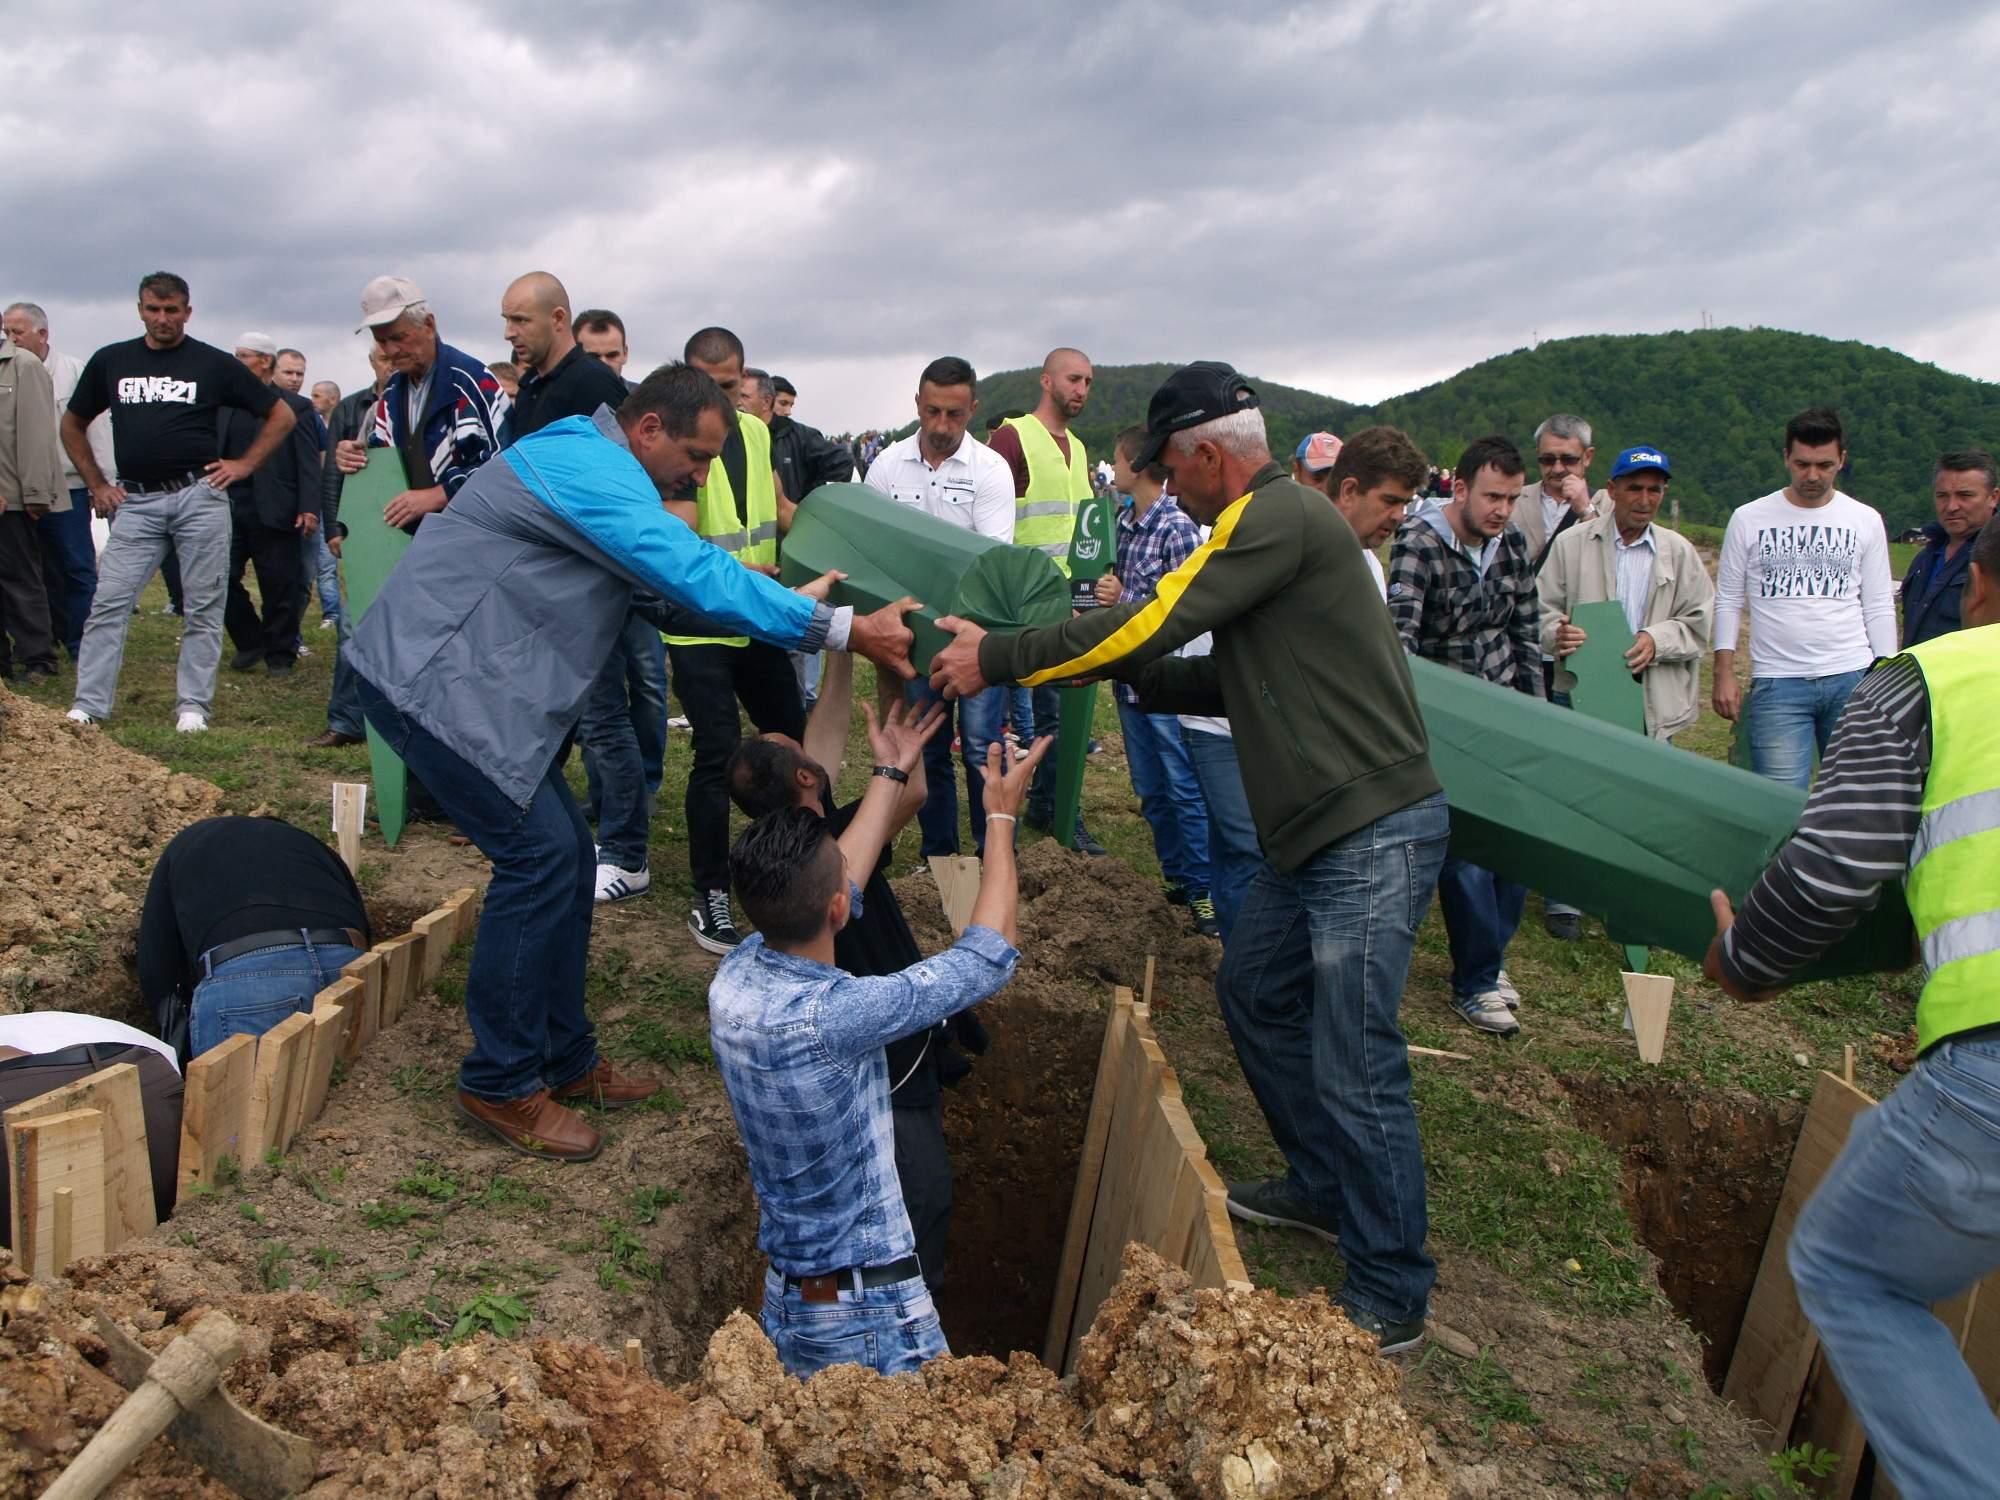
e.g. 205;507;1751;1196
688;888;741;954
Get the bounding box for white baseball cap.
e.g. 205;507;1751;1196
356;275;426;332
234;331;278;356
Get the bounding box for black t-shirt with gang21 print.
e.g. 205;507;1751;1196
69;336;277;486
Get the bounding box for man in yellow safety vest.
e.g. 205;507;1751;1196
667;326;803;953
1705;520;2000;1496
985;346;1105;854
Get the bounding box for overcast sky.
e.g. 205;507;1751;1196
10;0;1996;433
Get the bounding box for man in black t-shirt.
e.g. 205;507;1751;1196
60;272;297;733
726;653;984;1287
138;815;373;1064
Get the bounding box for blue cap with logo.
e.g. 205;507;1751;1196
1610;445;1671;479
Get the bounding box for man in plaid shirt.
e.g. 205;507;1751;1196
1387;435;1543;1036
1094;426;1219;937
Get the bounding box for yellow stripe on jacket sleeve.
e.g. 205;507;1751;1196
1019;492;1253;688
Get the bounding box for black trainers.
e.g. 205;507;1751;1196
1225;1179;1338;1245
1344;1304;1427;1356
688;889;741;954
1162;883;1191;907
1072;824;1107;857
1190;894;1221;940
229;648;261;671
1544;911;1581;941
1024;805;1054;835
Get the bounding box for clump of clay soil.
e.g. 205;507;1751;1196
892;839;1222;1358
1;1242;1448;1498
0;685;221;1008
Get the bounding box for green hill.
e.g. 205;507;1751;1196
962;331;1996;532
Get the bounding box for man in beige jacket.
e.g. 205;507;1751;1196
0;336;65;678
1539;445;1714;742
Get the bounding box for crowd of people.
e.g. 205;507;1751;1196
3;272;1997;1492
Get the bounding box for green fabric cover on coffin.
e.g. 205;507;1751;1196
335;452;416;846
1411;654;1913;978
777;483;1071;676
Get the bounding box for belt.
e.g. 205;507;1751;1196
199;926;366;978
124;470;209;496
784;1255;922;1304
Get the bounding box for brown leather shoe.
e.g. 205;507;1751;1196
304;729;365;748
454;1089;602;1161
551;1059;662;1110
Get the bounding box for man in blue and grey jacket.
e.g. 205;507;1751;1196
348;362;919;1162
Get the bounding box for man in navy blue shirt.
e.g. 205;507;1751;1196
1901;450;1996;647
711;733;1044;1379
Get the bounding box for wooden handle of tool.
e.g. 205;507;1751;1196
42;1312;244;1500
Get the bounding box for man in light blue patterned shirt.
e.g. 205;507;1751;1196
710;730;1046;1378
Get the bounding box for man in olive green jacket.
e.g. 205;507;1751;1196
0;337;65;676
930;362;1447;1356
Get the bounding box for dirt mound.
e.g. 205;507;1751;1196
0;685;221;1011
1;1243;1448;1498
891;839;1222;1358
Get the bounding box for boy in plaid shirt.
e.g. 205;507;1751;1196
1387;435;1543;1035
1094;426;1219;937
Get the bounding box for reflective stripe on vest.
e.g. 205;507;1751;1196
1903;623;2000;1052
1003;415;1090;579
663;410;778;648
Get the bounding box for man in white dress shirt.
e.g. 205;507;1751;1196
864;357;1017;856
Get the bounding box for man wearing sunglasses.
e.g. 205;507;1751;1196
1512;412;1608;942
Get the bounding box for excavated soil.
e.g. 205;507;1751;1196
1564;1077;1801;1388
1;1241;1447;1499
0;686;223;1017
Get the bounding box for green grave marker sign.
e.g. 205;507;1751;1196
335;452;416;845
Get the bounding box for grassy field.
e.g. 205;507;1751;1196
16;573;1920;1495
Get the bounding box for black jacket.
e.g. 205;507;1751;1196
321;387;379;534
1900;521;1981;647
221;387;319;531
769;416;854;503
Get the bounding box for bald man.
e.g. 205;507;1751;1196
501;271;630;443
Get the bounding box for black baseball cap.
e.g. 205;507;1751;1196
1131;362;1261;470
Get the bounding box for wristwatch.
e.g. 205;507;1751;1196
872;764;910;785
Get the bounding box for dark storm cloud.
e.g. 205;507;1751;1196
7;0;1994;428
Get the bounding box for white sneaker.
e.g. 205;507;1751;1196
319;618;337;630
1495;969;1521;1011
1453;990;1521;1036
594;861;650;903
175;711;208;734
667;715;691;731
65;708;96;726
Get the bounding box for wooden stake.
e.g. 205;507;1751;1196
1621;971;1675;1064
314;975;367;1062
927;856;980;934
9;1107;106;1277
1409;1044;1476;1062
372;932;421;1028
245;1011;316;1161
331;782;367;875
340;950;385;1050
1142;951;1157;1009
4;1063;156;1250
1843;1044;1856;1088
1043;987;1135;1372
52;1188;74;1274
623;1337;643;1372
176;1034;255;1196
413;907;456;986
294;1002;348;1132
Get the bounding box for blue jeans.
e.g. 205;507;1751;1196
326;603;366;737
1116;699;1211;895
580;612;657;870
1436;857;1527;999
355;674;600;1102
1025;682;1063;819
629;624;669;800
1183;726;1261;942
190;937;365;1058
906;678;1004;857
39;489;99;658
1789;1038;2000;1496
760;1266;948;1379
1744;670;1866;789
792;649;822;715
304;529;341;622
1216;792;1449;1325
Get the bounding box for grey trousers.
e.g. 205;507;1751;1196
72;480;230;720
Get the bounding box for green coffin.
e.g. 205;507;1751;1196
1412;655;1912;978
335;452;415;846
778;483;1071;675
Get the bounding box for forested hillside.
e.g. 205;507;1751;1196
963;331;1996;531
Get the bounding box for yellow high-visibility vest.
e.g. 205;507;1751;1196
1003;414;1091;579
1902;623;2000;1052
663;410;778;648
